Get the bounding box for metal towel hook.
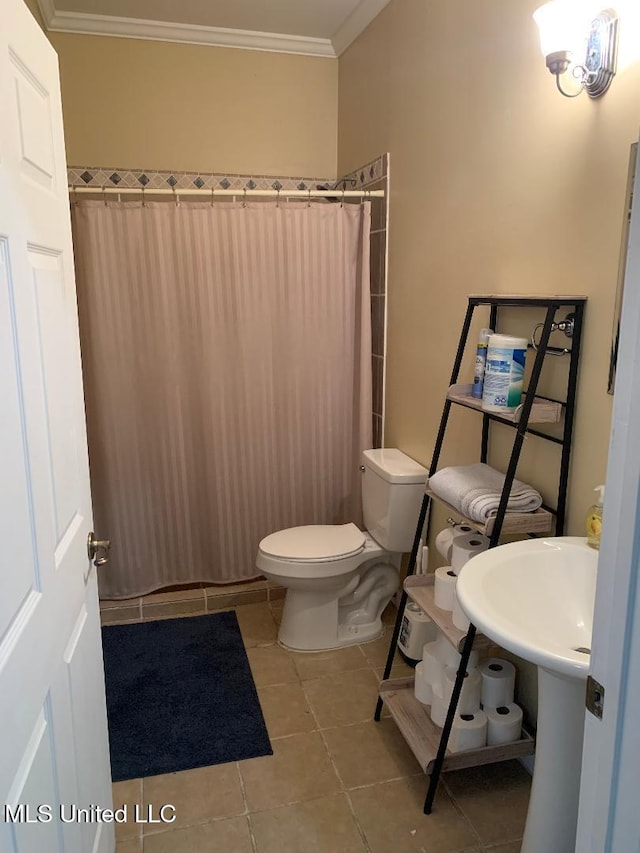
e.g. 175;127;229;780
531;313;574;357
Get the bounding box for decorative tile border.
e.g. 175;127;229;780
67;156;387;194
67;156;386;194
67;166;334;193
337;153;387;190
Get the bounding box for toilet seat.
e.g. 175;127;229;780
259;523;365;563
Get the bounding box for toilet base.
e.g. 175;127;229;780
276;558;397;652
278;617;384;652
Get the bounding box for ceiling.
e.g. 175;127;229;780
36;0;390;57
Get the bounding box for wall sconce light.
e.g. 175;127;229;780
533;2;619;98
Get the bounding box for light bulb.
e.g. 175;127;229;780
533;1;598;60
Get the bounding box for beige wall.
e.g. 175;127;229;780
339;0;640;719
47;32;338;178
339;0;640;535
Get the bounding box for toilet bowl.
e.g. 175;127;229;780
256;448;428;652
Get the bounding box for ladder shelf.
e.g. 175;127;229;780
403;574;494;653
374;294;587;816
379;677;535;775
446;383;562;425
424;487;554;538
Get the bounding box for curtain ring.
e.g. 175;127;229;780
276;188;280;208
210;187;215;207
341;188;345;207
307;188;311;207
101;185;107;206
243;188;247;208
142;186;146;207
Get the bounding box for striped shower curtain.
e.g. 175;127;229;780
71;200;372;599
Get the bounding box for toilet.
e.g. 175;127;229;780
256;448;428;651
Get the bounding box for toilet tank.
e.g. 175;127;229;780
361;448;428;552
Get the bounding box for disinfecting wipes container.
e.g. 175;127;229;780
482;334;528;412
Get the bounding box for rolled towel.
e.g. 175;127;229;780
428;463;542;523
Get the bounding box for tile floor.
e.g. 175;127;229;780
112;601;531;853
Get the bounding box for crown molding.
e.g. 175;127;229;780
331;0;391;56
37;4;336;57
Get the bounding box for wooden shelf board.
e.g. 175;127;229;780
379;678;535;775
425;487;554;538
447;384;562;425
404;574;494;653
467;294;587;303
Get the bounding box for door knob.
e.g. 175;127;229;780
87;532;111;567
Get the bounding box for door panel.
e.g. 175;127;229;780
0;240;40;638
6;710;61;853
9;47;56;189
29;247;81;551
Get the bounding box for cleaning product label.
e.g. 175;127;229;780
472;343;489;399
399;615;411;648
482;344;527;411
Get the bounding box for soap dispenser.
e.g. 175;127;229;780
586;485;605;550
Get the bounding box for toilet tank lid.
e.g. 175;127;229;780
362;449;428;484
259;523;365;562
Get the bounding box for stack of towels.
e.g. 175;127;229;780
428;463;542;523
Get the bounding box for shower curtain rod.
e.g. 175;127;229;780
68;186;384;199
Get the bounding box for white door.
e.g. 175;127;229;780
0;2;113;853
575;139;640;851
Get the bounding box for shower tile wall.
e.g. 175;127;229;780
337;153;388;448
100;579;286;624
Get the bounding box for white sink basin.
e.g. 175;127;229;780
456;536;598;679
456;536;598;853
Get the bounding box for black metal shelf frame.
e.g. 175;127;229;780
373;294;586;815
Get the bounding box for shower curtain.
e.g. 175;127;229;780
71;200;372;598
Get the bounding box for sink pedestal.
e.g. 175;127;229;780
522;668;586;853
455;538;597;852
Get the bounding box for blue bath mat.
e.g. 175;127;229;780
102;611;272;782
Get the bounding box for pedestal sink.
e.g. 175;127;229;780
456;537;598;853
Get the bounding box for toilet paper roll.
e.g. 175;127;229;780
434;566;458;611
480;658;516;710
414;661;433;705
450;532;490;572
430;683;447;728
449;710;488;753
452;587;470;632
486;703;523;745
443;665;482;714
434;631;480;670
434;524;475;561
421;641;444;690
